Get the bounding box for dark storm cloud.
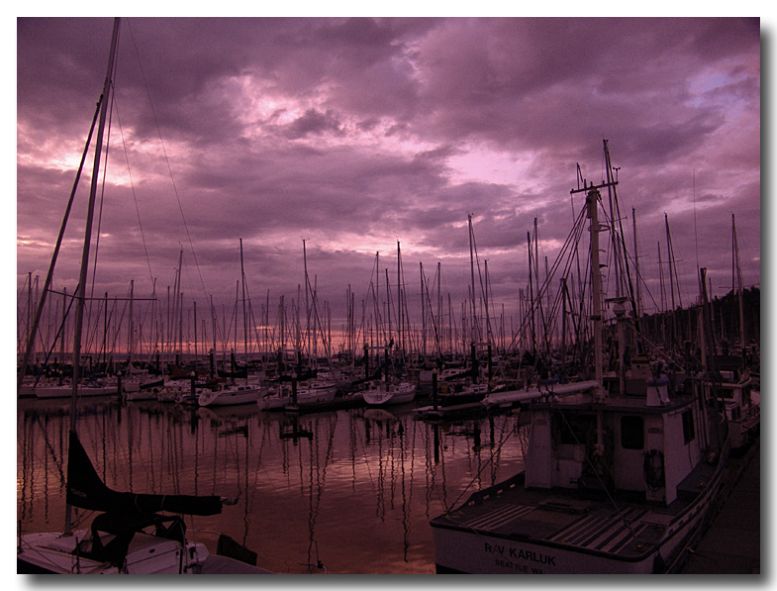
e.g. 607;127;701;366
17;17;760;331
282;109;344;139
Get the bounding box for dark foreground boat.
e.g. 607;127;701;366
431;383;728;573
17;18;269;575
18;431;243;574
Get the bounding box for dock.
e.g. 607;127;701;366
682;438;760;574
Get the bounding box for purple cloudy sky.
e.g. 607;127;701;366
16;17;760;340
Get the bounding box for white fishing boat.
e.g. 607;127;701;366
430;146;731;574
431;382;729;573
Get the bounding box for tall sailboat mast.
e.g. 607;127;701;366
66;16;121;535
732;213;746;348
632;207;642;317
467;214;477;345
17;87;103;392
240;238;249;374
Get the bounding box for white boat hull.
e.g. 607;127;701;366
259;381;337;410
361;383;416;406
198;385;261;407
18;529;210;574
433;450;727;574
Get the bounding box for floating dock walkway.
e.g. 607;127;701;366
682;438;760;574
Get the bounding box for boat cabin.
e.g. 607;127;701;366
524;383;715;506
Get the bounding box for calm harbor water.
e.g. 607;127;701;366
17;398;527;574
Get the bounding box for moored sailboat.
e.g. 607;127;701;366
198;382;263;407
17;19;257;574
359;378;417;406
17;430;230;574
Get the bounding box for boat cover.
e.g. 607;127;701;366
66;430;223;516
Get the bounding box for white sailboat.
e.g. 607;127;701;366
199;240;263;407
17;430;228;574
258;378;337;411
198;382;263;407
359;378;416;406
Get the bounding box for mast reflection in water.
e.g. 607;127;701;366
17;399;526;574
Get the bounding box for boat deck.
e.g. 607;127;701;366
432;456;721;562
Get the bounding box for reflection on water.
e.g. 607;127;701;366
17;399;526;574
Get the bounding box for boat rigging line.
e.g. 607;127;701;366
125;20;210;300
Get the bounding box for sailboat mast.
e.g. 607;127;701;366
732;214;746;348
26;273;32;365
210;294;217;378
17;96;102;393
70;17;120;423
587;188;604;400
193;299;198;362
420;262;426;359
66;16;121;535
527;231;536;355
60;287;67;370
240;238;248;370
437;261;442;355
468;214;477;345
632;207;642;317
397;241;403;353
303;239;311;363
128;279;134;370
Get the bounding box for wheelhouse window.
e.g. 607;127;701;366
682;410;695;444
620;416;644;449
552;413;595;445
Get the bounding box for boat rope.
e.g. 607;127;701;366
30;285;79;383
553;408;637;539
86;74;118;352
126;21;210;300
506;203;587;354
17;77;105;392
441;414;519;513
113;93;155;286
